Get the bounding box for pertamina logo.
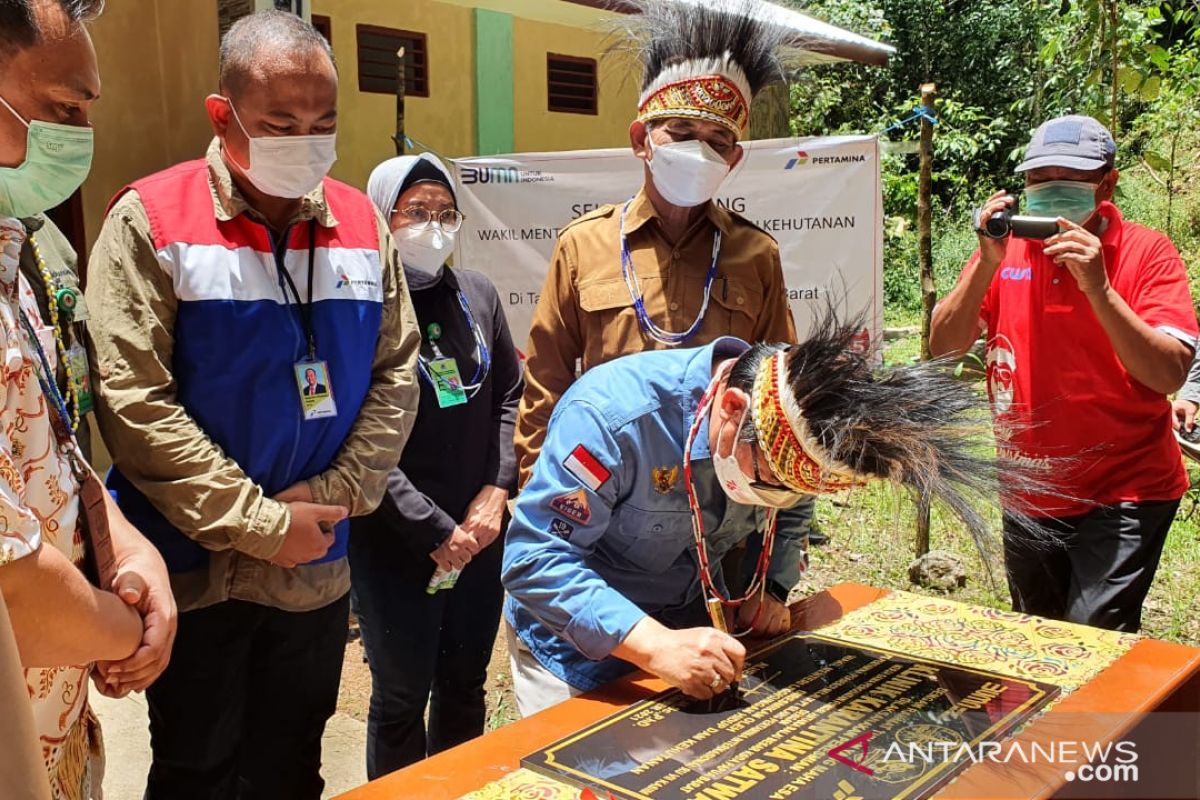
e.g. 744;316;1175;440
336;273;378;290
784;150;809;170
785;149;868;170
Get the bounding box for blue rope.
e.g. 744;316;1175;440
880;106;938;135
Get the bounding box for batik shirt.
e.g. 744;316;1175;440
0;217;94;800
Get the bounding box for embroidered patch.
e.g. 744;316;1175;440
652;465;680;495
550;490;591;525
563;444;611;492
549;518;574;540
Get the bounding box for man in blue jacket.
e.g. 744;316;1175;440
505;337;819;715
504;322;1012;717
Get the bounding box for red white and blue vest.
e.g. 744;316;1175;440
106;159;384;572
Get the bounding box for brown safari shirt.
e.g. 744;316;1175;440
515;187;796;485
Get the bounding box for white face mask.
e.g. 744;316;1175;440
647;137;733;208
225;100;337;199
712;409;803;508
395;224;456;272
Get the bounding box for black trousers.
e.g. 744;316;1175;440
1002;499;1178;632
348;520;504;780
144;594;350;800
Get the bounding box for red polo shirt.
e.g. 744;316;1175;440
965;202;1197;516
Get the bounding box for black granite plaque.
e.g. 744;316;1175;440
522;634;1059;800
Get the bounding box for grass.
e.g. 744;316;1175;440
803;479;1200;647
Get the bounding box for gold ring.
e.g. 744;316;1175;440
710;674;722;690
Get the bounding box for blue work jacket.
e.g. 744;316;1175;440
502;337;807;690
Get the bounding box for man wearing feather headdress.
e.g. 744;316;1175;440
503;319;1014;715
513;0;821;624
515;0;800;476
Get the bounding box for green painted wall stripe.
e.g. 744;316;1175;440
474;8;514;156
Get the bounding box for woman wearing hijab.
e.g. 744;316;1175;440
352;153;523;777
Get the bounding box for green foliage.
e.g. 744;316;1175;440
787;0;1200;316
776;0;1200;639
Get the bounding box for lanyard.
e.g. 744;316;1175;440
619;199;721;347
277;219;319;360
27;233;82;431
17;307;88;481
683;364;776;636
416;288;491;398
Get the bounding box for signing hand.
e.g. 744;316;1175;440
461;485;508;550
643;626;746;700
430;526;480;572
737;592;791;637
1044;218;1108;296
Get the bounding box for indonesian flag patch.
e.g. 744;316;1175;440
563;444;611;492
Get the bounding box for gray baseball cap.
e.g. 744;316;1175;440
1016;115;1116;173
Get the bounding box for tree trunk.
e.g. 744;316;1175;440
749;82;791;140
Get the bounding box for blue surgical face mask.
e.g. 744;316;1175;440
1024;180;1099;224
0;95;94;219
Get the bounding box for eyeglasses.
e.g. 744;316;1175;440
749;441;788;492
394;206;465;233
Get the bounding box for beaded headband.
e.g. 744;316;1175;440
751;351;866;494
637;73;750;138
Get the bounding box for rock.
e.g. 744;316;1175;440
908;550;967;591
883;326;919;341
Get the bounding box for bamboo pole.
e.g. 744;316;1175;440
915;82;937;558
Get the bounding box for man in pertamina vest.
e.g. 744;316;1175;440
85;12;419;798
931;115;1197;632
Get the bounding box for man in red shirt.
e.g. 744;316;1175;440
931;115;1197;632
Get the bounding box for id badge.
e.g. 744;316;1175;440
65;341;94;416
294;360;338;420
429;357;467;408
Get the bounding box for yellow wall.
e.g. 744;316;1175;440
512;17;638;153
77;0;638;241
312;0;476;192
440;0;620;28
82;0;219;254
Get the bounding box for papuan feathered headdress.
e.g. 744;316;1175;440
610;0;809;139
734;310;1068;559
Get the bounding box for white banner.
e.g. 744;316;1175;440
450;135;882;351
